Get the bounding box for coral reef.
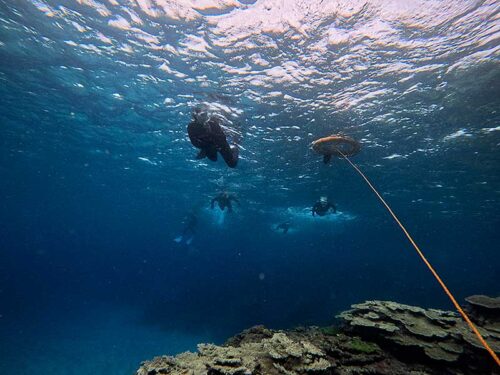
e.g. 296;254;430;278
465;295;500;325
347;337;379;354
339;299;500;373
465;295;500;311
136;297;500;375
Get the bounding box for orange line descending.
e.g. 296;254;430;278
339;153;500;366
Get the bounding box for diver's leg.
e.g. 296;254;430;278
230;145;239;163
220;144;238;168
206;147;218;161
185;228;194;245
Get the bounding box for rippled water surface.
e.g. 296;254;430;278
0;1;499;374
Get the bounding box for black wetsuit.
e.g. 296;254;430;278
211;193;239;213
188;114;239;168
182;213;197;237
276;222;291;234
312;201;336;216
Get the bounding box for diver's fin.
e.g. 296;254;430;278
196;150;207;159
323;154;332;164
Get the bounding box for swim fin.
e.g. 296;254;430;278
196;150;207;159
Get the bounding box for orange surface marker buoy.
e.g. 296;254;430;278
312;134;500;366
311;135;361;164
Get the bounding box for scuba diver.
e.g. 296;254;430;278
211;192;239;213
187;105;239;168
174;211;198;245
276;221;291;234
312;196;337;217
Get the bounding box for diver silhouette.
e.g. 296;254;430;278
312;196;337;216
211;192;239;213
187;105;239;168
174;211;198;245
276;221;291;234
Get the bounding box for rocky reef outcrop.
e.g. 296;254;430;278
136;297;500;375
464;294;500;325
339;299;500;373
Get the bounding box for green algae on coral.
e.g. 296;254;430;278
348;338;379;354
319;326;341;336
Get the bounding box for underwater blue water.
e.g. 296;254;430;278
1;1;499;374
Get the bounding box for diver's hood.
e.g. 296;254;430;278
192;105;209;123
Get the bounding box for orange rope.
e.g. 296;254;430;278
338;152;500;366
